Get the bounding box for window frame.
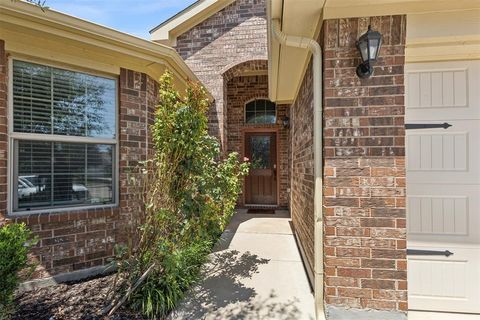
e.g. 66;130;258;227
244;98;277;125
7;57;119;215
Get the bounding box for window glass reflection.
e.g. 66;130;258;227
250;136;271;169
16;141;114;211
245;99;276;124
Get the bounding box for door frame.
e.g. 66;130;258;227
241;127;280;207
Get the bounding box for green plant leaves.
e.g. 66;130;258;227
0;223;37;319
113;72;249;319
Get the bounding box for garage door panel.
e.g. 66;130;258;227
407;68;468;110
406;120;480;185
407;131;468;172
408;247;480;313
406;60;480;314
409;259;467;299
406;61;480;122
408;196;468;236
407;184;479;245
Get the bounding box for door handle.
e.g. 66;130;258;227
405;123;452;130
407;249;453;257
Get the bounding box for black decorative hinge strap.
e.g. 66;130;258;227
405;123;452;130
407;249;454;257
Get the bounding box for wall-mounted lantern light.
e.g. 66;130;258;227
356;25;383;79
282;116;290;129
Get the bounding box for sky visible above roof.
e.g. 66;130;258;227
45;0;197;39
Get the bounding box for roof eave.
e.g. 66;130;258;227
150;0;235;45
268;0;480;104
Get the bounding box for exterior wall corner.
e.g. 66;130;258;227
322;15;408;313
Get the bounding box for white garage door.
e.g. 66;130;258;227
406;60;480;313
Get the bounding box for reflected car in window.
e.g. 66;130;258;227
17;175;90;204
18;177;39;199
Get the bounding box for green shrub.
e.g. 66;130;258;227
129;239;212;317
0;223;36;319
112;72;249;319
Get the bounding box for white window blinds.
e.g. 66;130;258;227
13;61;116;138
12;60;117;212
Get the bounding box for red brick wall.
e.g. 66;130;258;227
226;74;289;207
174;0;267;153
0;40;7;226
290;60;315;276
14;208;120;277
322;16;407;312
0;45;159;277
117;69;158;243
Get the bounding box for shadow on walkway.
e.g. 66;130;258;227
173;250;306;320
170;210;315;320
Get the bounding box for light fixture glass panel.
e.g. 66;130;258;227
358;41;369;62
369;39;380;60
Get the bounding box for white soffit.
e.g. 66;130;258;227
406;9;480;62
268;0;480;104
323;0;480;19
268;0;324;103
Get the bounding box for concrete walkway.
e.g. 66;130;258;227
171;209;316;320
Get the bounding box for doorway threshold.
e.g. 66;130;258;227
245;204;277;208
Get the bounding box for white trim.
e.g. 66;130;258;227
7;57;13;216
150;0;236;45
7;57;120;215
10;204;118;217
10;133;117;145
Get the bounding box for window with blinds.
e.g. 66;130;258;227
11;60;117;212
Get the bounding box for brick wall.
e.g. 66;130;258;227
226;74;289;207
0;48;159;277
117;69;158;243
14;208;120;277
289;60;315;277
322;16;407;312
0;40;7;226
174;0;267;153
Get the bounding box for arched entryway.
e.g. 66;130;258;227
222;60;290;208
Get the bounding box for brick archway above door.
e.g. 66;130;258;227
222;59;268;82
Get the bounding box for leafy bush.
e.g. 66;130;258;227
0;223;36;319
129;239;212;317
112;72;249;319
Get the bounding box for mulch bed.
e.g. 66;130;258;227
13;274;147;320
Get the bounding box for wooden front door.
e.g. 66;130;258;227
245;132;277;205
